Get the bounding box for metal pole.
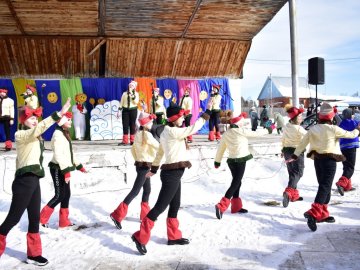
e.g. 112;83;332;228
289;0;299;107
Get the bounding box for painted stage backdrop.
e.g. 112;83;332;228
0;77;234;141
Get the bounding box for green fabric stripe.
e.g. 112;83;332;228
15;165;45;178
60;78;83;139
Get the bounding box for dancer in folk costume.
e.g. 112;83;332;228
0;88;15;151
39;112;87;229
22;84;39;109
149;87;166;125
72;93;88;140
214;112;267;219
281;104;307;207
0;98;71;266
208;84;222;141
118;80;139;145
179;87;193;143
131;102;212;255
110;112;159;230
335;108;359;195
291;103;360;231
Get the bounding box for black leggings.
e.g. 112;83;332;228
122;109;137;135
341;148;357;179
147;168;184;221
0;119;11;140
314;158;337;204
0;173;41;235
225;162;246;199
284;151;304;188
123;167;151;205
209;111;220;132
46;168;71;209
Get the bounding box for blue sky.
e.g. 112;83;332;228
241;0;360;100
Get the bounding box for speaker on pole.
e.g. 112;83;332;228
308;57;325;85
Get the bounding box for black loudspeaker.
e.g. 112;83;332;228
308;57;325;85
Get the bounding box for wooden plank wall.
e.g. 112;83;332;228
0;37;100;77
106;38;251;78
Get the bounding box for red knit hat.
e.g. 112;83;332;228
166;103;190;122
153;88;160;94
129;80;137;89
230;112;247;125
138;112;156;126
319;102;336;120
0;88;8;93
285;104;304;120
26;84;36;93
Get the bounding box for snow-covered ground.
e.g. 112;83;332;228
1;136;360;270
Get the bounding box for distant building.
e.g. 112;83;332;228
257;76;318;108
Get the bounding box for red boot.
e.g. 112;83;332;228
230;197;248;213
187;135;193;143
4;140;12;151
0;234;6;257
132;216;155;252
304;203;323;222
130;134;135;145
215;197;230;219
215;131;221;140
345;178;353;191
291;188;300;202
26;233;48;266
39;205;54;227
111;202;128;223
27;233;42;257
321;204;330;220
166;217;189;245
140;202;150;222
208;131;215;141
59;208;74;228
120;134;129;145
336;176;350;195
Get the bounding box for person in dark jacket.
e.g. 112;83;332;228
249;107;259;131
335;108;359;195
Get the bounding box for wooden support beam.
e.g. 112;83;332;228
98;0;106;36
181;0;202;38
5;0;26;35
88;39;106;56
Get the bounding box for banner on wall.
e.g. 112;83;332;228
1;77;236;141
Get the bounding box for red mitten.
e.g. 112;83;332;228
64;172;71;183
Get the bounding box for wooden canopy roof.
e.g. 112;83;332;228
0;0;287;78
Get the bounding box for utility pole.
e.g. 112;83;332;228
289;0;299;107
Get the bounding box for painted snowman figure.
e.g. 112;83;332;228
72;93;88;140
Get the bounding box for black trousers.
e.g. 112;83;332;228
147;168;184;221
0;173;41;235
0;118;11;140
122;109;137;135
123;167;151;205
225;162;246;199
341;148;357;179
184;114;192;127
46;168;71;209
284;151;304;189
314;158;337;204
209;111;220;132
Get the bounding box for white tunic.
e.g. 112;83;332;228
72;104;88;139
